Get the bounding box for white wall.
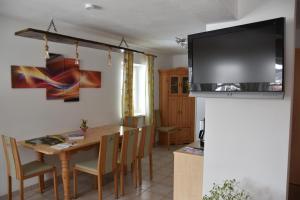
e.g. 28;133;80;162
172;53;188;67
202;0;295;199
0;16;172;196
195;97;206;141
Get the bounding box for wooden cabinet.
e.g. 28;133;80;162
169;75;189;96
159;67;195;145
170;76;180;95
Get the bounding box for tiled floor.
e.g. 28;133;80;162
11;145;180;200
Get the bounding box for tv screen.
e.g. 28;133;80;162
188;18;284;93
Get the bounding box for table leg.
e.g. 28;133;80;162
37;152;45;193
59;152;70;200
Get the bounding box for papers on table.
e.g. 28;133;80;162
182;146;203;155
68;130;85;140
51;143;75;150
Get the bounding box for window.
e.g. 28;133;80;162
133;64;146;115
120;63;147;117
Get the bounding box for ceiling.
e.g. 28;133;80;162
0;0;238;54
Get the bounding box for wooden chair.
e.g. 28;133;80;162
1;135;58;200
136;125;155;186
124;116;145;174
118;129;139;196
124;116;145;128
73;132;120;200
154;110;179;150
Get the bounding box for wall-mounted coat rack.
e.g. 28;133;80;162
15;28;157;57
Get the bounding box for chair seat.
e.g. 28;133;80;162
74;159;98;174
156;126;178;133
22;161;54;177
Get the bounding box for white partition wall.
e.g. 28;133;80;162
202;0;295;199
195;97;205;141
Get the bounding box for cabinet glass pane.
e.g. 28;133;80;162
170;77;178;94
182;77;189;94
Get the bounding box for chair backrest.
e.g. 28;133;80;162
98;132;120;175
138;125;154;158
154;110;161;128
136;116;145;129
120;129;138;166
1;135;22;179
124;116;145;128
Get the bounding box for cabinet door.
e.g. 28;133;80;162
159;72;169;125
168;97;183;144
168;97;180;126
181;97;195;143
169;76;179;96
181;76;189;96
180;97;191;127
180;128;191;143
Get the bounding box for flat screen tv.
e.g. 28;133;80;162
188;18;284;95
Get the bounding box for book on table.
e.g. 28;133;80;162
68;130;85;140
25;135;65;145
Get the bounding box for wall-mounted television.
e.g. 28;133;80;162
188;18;284;97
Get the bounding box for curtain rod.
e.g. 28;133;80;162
15;28;157;58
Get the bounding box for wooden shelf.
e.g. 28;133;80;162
15;28;156;57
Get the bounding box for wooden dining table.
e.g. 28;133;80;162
20;124;136;200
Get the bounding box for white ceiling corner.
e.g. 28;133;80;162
218;0;239;20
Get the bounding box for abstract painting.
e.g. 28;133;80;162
11;66;48;88
80;70;101;88
46;55;66;100
11;55;101;102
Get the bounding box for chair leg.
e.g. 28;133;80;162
7;176;12;200
154;131;158;147
19;179;24;200
38;174;45;193
120;165;124;196
138;158;142;186
149;154;153;181
167;133;170;150
124;165;127;176
131;162;134;172
53;169;59;200
130;162;134;180
133;160;137;188
114;170;118;199
73;169;78;199
97;175;103;200
176;130;179;146
93;176;98;190
37;152;45;194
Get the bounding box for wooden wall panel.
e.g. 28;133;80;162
290;49;300;185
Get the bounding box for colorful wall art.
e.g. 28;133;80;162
11;54;101;102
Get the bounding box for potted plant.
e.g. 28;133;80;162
80;119;88;132
203;179;250;200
